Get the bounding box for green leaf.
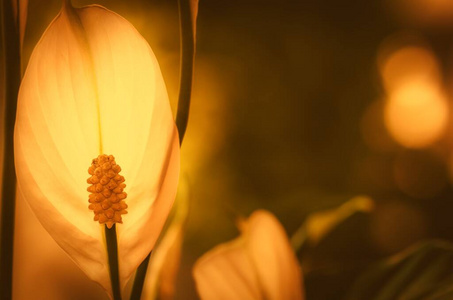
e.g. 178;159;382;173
291;196;374;253
346;240;453;300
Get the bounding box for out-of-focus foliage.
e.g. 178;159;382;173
299;198;429;300
291;196;374;251
346;240;453;300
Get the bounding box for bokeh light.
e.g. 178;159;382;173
389;0;453;25
378;44;440;93
384;82;449;148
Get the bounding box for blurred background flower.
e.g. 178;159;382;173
3;0;453;299
193;210;304;300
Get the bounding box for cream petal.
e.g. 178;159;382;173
118;130;179;287
70;5;180;285
193;238;263;300
193;210;304;300
246;210;304;300
14;5;107;292
141;213;183;299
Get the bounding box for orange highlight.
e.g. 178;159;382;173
384;82;448;148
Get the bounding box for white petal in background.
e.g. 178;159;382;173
193;210;305;300
14;1;179;296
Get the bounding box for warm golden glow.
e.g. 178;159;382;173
384;82;449;148
87;154;127;229
390;0;453;24
379;45;440;92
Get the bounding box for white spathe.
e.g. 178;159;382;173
14;1;179;297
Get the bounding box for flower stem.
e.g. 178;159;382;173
175;0;195;145
130;0;196;298
0;0;21;299
105;224;122;300
129;252;151;300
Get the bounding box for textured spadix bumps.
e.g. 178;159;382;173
14;1;180;297
88;154;128;228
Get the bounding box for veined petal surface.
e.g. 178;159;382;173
14;2;179;295
193;238;263;300
193;210;304;300
246;211;304;300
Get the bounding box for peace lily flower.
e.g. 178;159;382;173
193;210;305;300
14;0;179;296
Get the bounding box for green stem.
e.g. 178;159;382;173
129;252;151;300
105;225;122;300
0;0;21;299
130;0;196;298
175;0;195;145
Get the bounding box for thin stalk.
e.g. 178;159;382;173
175;0;195;145
105;225;122;300
129;252;151;300
130;0;196;298
0;0;21;299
